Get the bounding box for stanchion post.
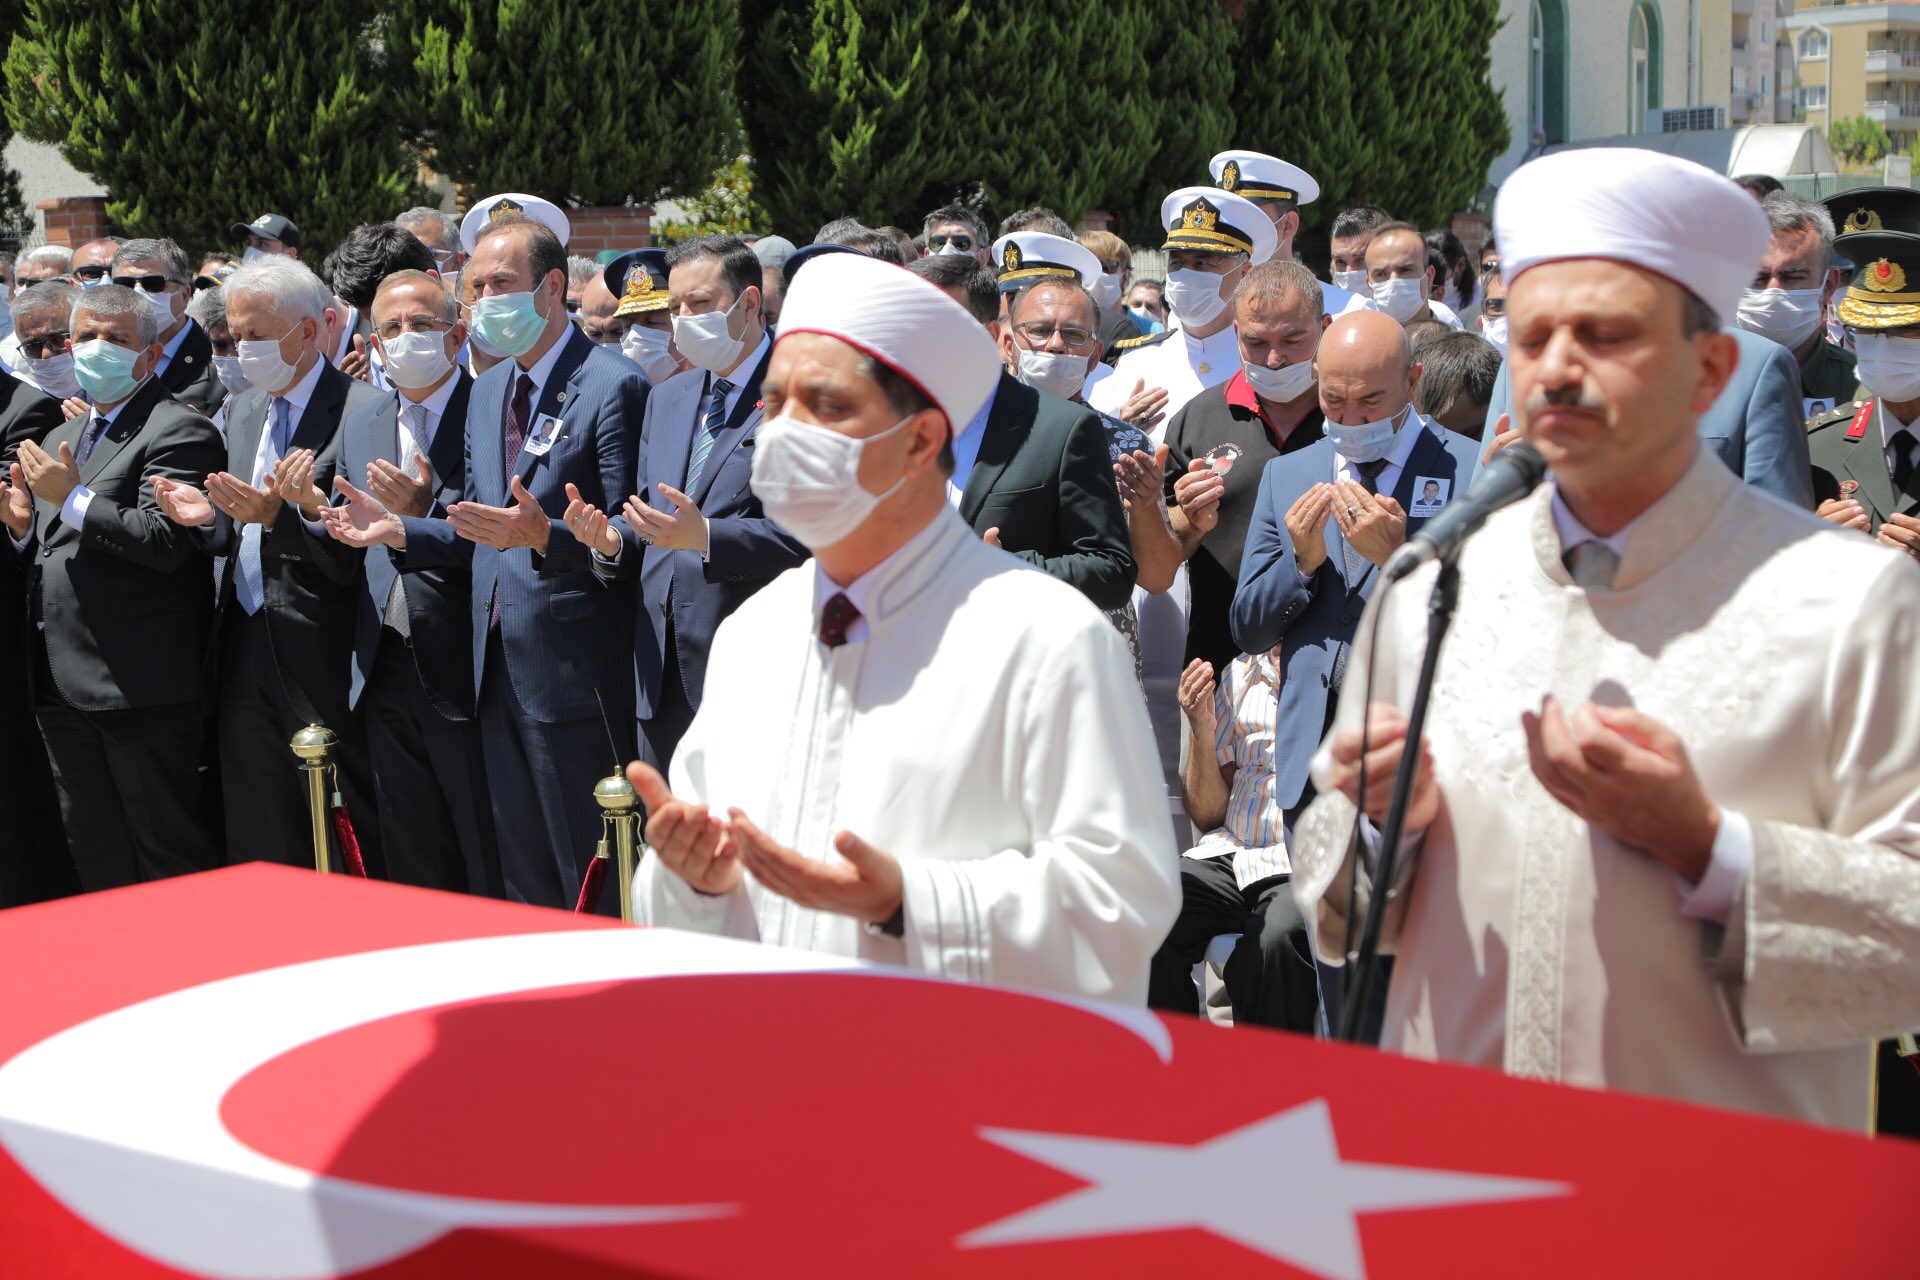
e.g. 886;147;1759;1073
290;725;340;875
594;773;641;924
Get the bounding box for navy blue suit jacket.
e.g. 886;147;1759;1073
1230;420;1482;813
324;373;477;717
398;327;647;725
1477;326;1813;508
594;344;806;718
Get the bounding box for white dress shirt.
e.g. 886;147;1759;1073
152;318;192;380
945;379;999;507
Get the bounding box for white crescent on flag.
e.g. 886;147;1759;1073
0;927;1172;1280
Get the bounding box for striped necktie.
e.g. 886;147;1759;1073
236;398;291;615
685;377;732;493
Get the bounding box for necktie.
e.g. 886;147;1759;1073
490;375;534;632
1563;540;1620;590
399;402;430;469
236;398;291;616
74;412;111;469
685;377;732;494
1354;457;1389;493
818;592;861;648
1894;429;1916;492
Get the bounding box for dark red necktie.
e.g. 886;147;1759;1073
489;373;535;631
818;593;861;648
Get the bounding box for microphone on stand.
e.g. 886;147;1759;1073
1382;441;1550;583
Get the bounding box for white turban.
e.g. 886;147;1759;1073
1494;148;1769;323
775;253;1002;432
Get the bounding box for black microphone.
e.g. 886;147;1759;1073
1382;441;1548;582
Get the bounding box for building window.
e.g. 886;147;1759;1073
1629;3;1663;133
1802;84;1828;111
1529;0;1570;145
1797;29;1828;60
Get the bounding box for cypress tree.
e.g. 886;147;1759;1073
4;0;423;258
1105;0;1238;239
382;0;739;208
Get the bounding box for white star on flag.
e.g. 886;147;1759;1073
958;1098;1570;1279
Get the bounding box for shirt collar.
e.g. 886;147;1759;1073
1879;398;1916;450
1376;408;1426;471
275;354;326;414
404;368;462;425
515;324;572;396
159;318;192;362
716;331;770;391
811;505;954;629
1547;482;1639;557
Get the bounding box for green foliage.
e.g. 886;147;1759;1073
3;0;424;259
0;0;27;248
1233;0;1508;236
381;0;738;208
1830;114;1893;170
655;155;767;246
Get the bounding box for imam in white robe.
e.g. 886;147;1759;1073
1294;445;1920;1131
637;506;1180;1004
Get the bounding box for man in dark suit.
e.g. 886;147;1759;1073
152;256;386;870
0;285;224;891
1478;325;1812;508
0;330;72;904
393;213;646;911
310;270;499;896
565;234;805;771
111;239;223;418
905;253;1134;611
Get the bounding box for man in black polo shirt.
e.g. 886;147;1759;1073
1163;261;1329;669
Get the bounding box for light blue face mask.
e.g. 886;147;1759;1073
71;339;142;404
469;287;549;357
1324;405;1408;464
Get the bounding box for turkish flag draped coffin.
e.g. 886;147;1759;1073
0;866;1913;1280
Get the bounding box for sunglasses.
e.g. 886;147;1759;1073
112;274;178;293
72;264;111;281
930;234;974;251
19;333;70;359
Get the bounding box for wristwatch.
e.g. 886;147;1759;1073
863;904;905;939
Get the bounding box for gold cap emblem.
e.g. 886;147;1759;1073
621;264;658;304
1220;160;1240;192
489;198;524;223
1181;200;1220;233
1002;242;1022;273
1865;258;1908;293
1846;207;1884;234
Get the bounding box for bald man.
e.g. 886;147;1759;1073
1228;310;1480;840
574;273;627;348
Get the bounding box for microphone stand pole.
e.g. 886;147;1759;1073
1335;555;1461;1043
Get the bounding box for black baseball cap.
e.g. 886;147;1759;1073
230;213;301;249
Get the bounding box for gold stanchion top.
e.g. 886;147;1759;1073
289;724;339;760
593;772;639;811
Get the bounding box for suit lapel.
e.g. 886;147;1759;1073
513;330;590;488
958;375;1022;525
1390;424;1447;534
1845;408;1899;526
429;372;472;502
291;362;348;454
77;378;163;487
687;347;770;506
160;319;210;393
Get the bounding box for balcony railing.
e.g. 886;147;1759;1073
1866;50;1920;74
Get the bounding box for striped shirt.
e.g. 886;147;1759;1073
1182;651;1288;887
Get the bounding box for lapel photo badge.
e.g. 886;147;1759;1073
1204;443;1243;477
522;414;565;458
1410;475;1451;519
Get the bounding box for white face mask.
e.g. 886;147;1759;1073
621;324;681;383
212;354;250;394
1852;333;1920;402
1479;314;1509;356
1324;405;1408;464
935;242;971;258
20;351;81;400
236;322;302;395
750;412;915;549
242;246;269;265
1735;287;1824;351
1242;357;1315;403
1370;276;1427;324
1440;282;1463;313
671;291;750;373
1164;267;1233;328
1091;272;1123;310
378;329;454;390
1332;268;1370;297
142;286;178;332
1013;347;1088;399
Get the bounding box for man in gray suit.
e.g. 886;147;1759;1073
1478;325;1813;508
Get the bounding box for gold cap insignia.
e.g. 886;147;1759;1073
1220;160;1240;192
622;265;658;304
1866;258;1908;293
1181;200;1220;234
1846;207;1884;234
1003;242;1022;273
489;198;524;223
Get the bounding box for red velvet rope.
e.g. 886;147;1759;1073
575;855;609;914
329;802;368;878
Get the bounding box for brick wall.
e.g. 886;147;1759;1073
566;205;653;256
36;195;113;246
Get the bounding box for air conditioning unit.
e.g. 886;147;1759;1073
1649;105;1728;133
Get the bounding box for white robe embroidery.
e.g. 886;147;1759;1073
1293;446;1920;1131
637;507;1180;1004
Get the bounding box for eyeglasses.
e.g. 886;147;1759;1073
930;234;974;251
112;274;178;293
430;249;456;269
18;333;70;358
72;264;111;281
376;318;456;340
1014;321;1094;350
1482;297;1506;316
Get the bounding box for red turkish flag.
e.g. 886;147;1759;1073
0;865;1912;1280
